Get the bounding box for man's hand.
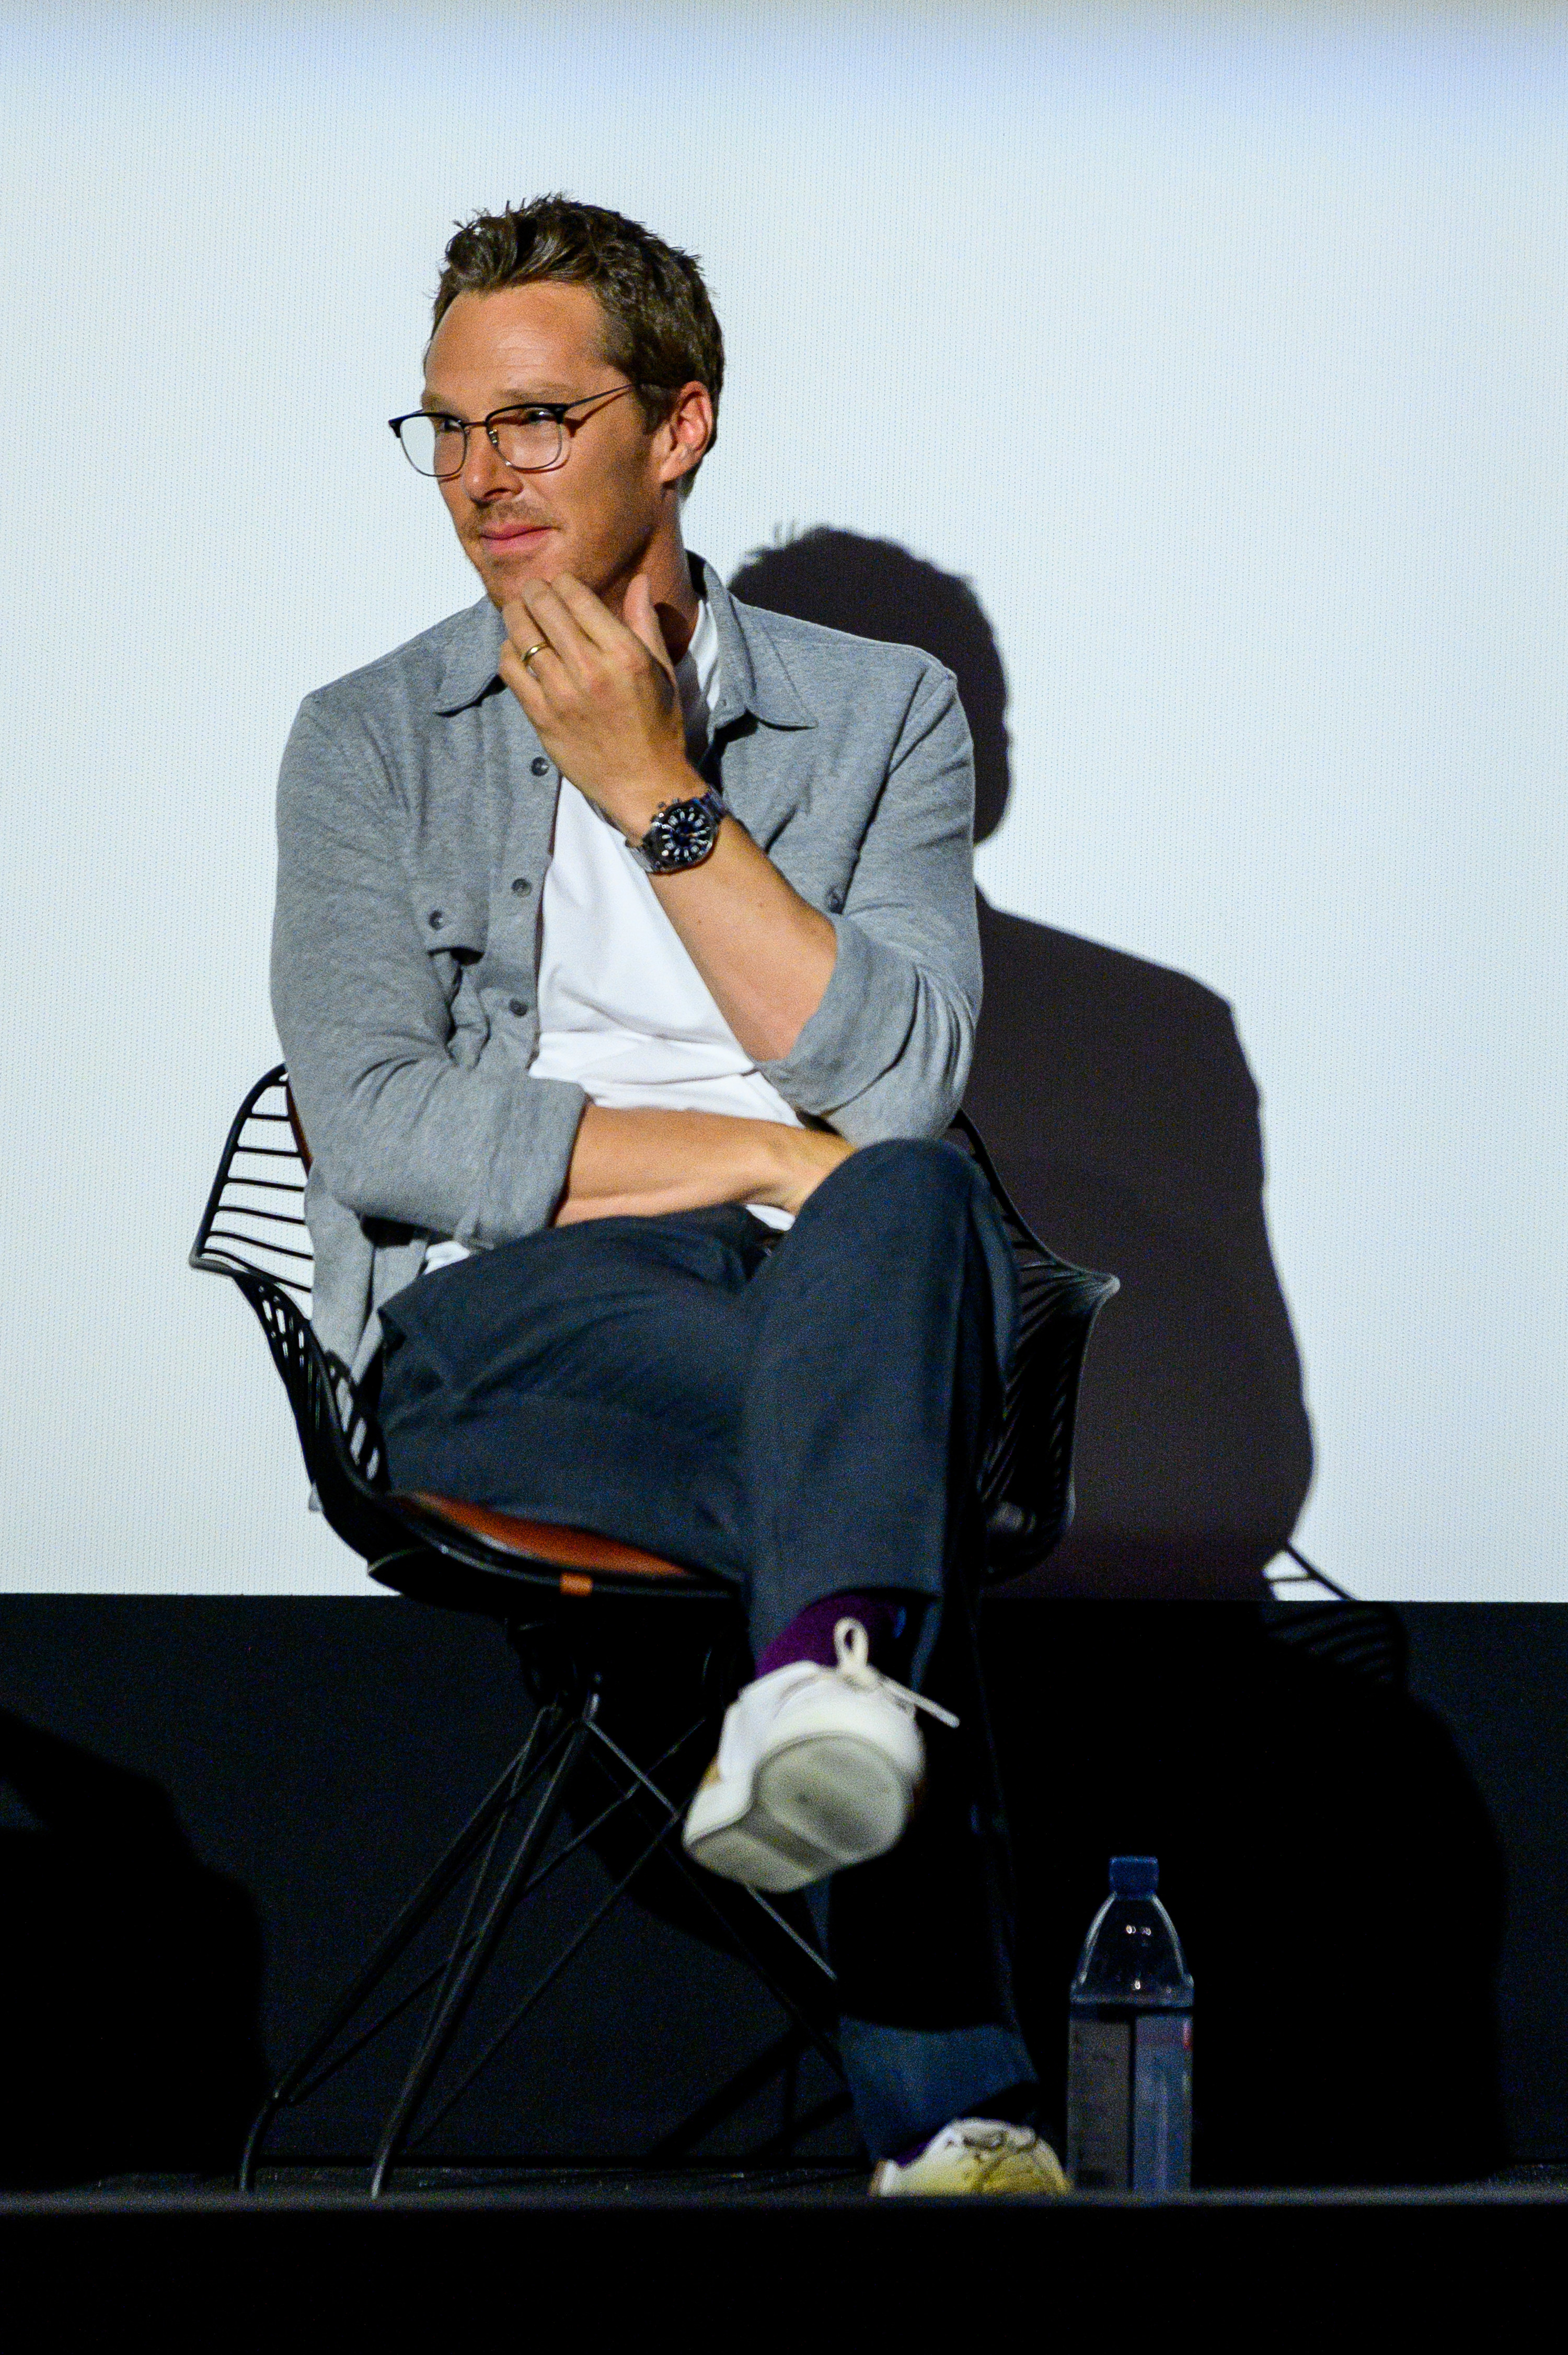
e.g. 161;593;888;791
553;1104;854;1226
503;569;838;1067
500;572;697;839
752;1123;856;1216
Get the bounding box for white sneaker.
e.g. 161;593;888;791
869;2118;1069;2198
681;1618;959;1893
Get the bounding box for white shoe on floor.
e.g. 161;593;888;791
681;1619;959;1894
869;2118;1069;2198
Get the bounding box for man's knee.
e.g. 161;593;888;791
828;1135;987;1219
805;1130;988;1243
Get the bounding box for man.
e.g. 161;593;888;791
273;195;1060;2195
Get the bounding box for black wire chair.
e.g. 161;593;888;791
191;1065;1119;2195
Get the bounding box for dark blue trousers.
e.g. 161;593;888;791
377;1139;1038;2155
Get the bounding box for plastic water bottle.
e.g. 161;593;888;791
1066;1855;1194;2192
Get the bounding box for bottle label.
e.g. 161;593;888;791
1067;2009;1193;2192
1066;2017;1132;2189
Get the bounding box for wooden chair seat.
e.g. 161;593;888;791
394;1491;699;1597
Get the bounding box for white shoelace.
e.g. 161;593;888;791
833;1617;960;1729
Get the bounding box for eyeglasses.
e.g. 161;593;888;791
388;384;639;479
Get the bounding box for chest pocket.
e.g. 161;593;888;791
411;878;488;1006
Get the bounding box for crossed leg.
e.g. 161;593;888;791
377;1140;1043;2163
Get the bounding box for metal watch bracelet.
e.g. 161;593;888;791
630;786;729;875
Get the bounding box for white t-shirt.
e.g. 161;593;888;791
423;602;798;1272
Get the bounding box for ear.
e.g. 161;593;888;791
656;380;713;489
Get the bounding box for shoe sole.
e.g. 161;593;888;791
869;2151;1070;2197
684;1730;915;1892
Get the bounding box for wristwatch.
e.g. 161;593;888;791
630;786;729;875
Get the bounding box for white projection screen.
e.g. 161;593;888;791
3;3;1564;1598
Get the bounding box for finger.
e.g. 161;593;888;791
503;587;567;672
548;572;642;656
514;578;594;682
498;635;561;708
551;575;675;706
500;611;560;677
501;597;555;680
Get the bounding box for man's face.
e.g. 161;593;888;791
422;281;672;609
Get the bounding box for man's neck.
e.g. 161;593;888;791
604;526;701;663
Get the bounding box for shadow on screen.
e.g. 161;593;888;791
726;534;1504;2181
729;529;1314;1600
0;1708;266;2187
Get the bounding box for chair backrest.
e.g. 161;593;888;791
190;1065;314;1314
190;1065;391;1559
946;1112;1120;1581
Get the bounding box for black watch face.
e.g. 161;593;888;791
648;794;720;870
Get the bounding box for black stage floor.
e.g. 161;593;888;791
6;2166;1567;2341
27;2157;1568;2201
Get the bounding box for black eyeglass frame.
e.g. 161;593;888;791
387;383;643;478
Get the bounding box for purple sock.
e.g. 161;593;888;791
755;1591;925;1682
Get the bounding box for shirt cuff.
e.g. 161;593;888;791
759;915;919;1127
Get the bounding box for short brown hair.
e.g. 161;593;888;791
431;196;723;482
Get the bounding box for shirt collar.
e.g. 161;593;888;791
430;557;816;733
673;595;719;760
698;558;815;733
432;599;509;717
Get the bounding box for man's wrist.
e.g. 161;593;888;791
748;1124;811;1208
630;778;729;875
617;760;707;844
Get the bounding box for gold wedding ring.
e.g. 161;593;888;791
518;640;549;672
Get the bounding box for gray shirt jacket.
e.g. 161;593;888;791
272;558;981;1382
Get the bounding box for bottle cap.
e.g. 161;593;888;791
1109;1854;1158;1897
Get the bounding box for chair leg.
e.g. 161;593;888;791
585;1716;844;2078
238;1702;563;2190
244;1652;848;2196
396;1729;702;2151
367;1680;603;2197
398;1715;847;2162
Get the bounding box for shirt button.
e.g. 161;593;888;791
511;876;531;895
825;888;844;913
509;998;527;1018
428;909;445;928
531;756;550;777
